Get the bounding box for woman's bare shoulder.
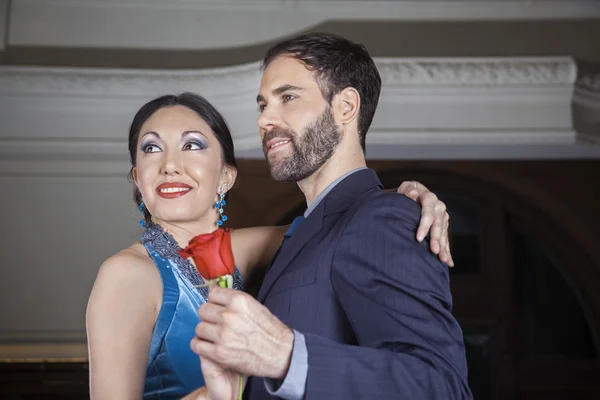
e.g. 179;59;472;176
95;242;160;291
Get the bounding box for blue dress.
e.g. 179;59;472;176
140;223;243;399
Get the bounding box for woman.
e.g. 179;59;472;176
86;93;451;399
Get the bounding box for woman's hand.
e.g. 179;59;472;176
181;356;241;400
398;181;454;267
200;354;243;400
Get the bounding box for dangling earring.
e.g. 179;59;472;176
138;203;147;228
215;187;228;227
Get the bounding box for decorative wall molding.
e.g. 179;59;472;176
377;58;576;87
0;58;578;96
9;0;600;50
1;56;599;168
0;63;262;98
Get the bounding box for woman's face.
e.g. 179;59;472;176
132;105;235;227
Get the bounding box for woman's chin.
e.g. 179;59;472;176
153;213;213;227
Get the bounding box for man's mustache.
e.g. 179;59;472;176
262;128;295;151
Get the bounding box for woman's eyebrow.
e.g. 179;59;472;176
140;131;161;140
182;130;207;139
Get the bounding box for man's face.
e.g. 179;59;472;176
257;56;341;182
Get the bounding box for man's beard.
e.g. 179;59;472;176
262;107;342;183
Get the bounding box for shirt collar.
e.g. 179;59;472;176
303;167;368;218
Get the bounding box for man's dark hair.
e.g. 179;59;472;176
262;32;381;151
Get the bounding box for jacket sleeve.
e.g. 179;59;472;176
303;194;472;399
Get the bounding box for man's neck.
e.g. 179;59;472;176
297;145;366;207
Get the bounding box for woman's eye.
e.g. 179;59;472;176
258;104;267;112
142;144;161;153
183;141;206;151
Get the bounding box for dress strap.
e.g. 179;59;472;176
144;244;180;368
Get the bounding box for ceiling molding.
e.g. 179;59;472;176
0;57;577;96
9;0;600;50
1;57;599;164
377;57;576;87
0;62;262;98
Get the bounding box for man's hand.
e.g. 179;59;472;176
191;287;294;379
398;181;453;267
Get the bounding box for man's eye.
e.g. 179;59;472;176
258;104;267;112
282;94;295;103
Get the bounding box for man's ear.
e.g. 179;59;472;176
335;87;360;126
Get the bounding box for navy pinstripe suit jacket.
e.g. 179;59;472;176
247;168;472;399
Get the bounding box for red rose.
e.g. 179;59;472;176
178;228;235;280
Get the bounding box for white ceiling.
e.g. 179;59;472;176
3;0;600;51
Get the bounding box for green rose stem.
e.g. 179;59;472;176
196;274;243;400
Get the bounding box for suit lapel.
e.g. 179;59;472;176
257;169;383;303
258;204;324;302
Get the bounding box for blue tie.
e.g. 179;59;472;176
284;216;305;242
269;216;304;269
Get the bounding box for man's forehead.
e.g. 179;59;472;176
260;57;316;90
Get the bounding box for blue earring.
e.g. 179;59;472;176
138;203;147;228
215;187;228;227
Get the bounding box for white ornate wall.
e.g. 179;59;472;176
1;57;599;360
3;57;598;166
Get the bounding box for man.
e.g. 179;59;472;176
191;33;471;399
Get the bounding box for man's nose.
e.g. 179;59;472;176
257;105;282;136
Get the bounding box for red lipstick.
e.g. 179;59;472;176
156;182;193;199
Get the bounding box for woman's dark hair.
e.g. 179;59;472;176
127;92;237;225
262;32;381;152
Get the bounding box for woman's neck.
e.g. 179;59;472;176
151;218;218;249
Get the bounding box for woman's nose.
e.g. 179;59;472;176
160;151;183;176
